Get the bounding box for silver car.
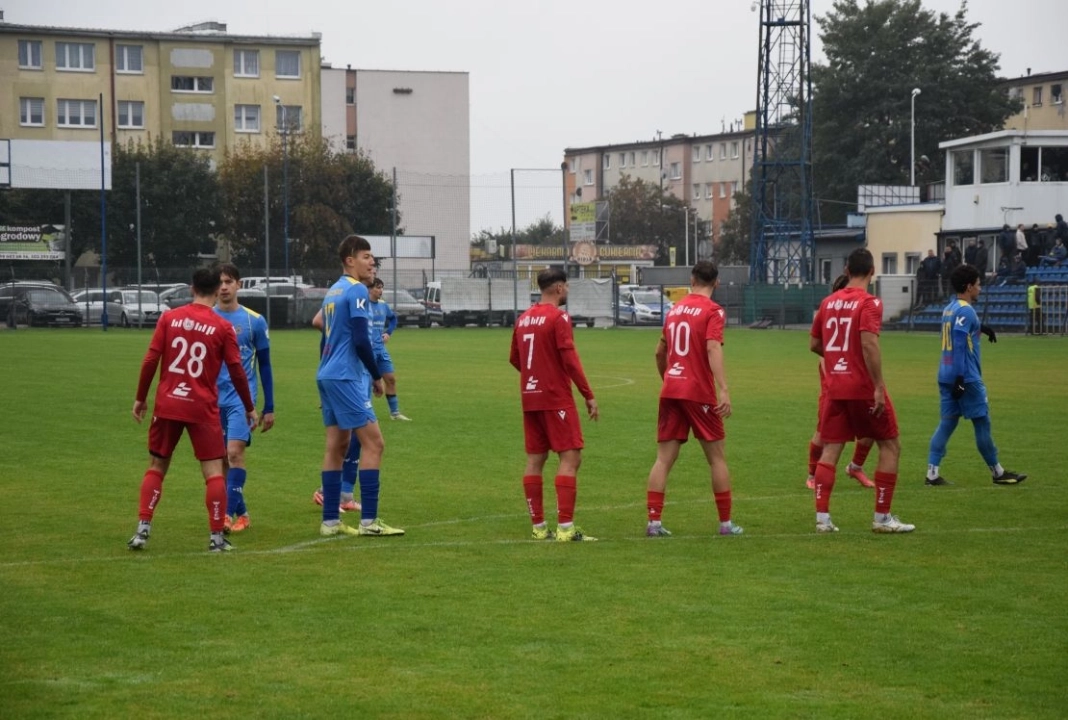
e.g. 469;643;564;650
73;288;166;327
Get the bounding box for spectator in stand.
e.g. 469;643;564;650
1010;253;1028;284
941;245;961;298
1055;214;1068;248
1039;238;1066;267
919;249;941;306
1015;224;1030;266
974;239;989;279
964;239;978;267
998;224;1016;267
995;254;1012;286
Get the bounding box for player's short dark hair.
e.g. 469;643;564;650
831;274;849;292
215;262;240;281
950;264;980;293
537;267;567;290
338;234;371;264
372;278;384;288
191;267;222;297
846;248;874;278
690;260;719;286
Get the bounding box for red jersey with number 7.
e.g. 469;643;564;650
510;303;594;412
810;286;883;400
136;302;253;422
660;293;726;404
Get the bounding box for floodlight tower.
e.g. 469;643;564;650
749;0;816;284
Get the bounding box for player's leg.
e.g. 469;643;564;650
523;447;551;539
225;438;250;531
317;379;362;537
814;399;848;532
698;438;743;536
806;430;822;490
350;420;402;535
971;415;1026;484
647;440;681;536
867;397;914;533
549;409;593;542
129;419;179;550
340;431;362;512
188;418;232;551
926;384;961;486
847;438;875;488
380;353;409;421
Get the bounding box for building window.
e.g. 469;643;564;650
116;45;143;74
276;50;301;78
705;183;713;199
1021;146;1068;182
619;152;626;168
234;104;260;133
583;169;593;186
117;101;145;129
275;105;303;133
629;151;635;167
952;150;974;186
603;155;611;170
640;150;648;166
692;146;701;162
56;42;95;72
345;86;355;105
568;159;576;174
18;39;43;69
731;141;739;159
1007;86;1023;101
705;144;713;160
905;253;921;275
732;180;739;195
346;135;356;151
881;253;897;275
172;131;215;148
19;97;45;127
1053;84;1063;105
234;49;259;78
978;147;1009;184
693;183;702;199
720;142;727;159
56;99;97;128
720;182;727;198
171;76;214;93
652;150;660;167
668;162;681;180
1033;86;1043;106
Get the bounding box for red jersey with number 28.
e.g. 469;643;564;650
660;293;726;404
810;286;883;400
136;303;253;422
510;303;594;412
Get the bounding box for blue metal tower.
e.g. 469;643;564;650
749;0;816;284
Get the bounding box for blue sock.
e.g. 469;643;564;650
387;394;400;415
972;416;998;467
226;468;247;516
341;437;361;495
321;470;342;522
927;416;960;466
359;468;380;521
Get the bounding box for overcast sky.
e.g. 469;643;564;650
5;0;1063;229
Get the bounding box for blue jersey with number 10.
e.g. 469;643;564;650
318;276;372;382
938;299;982;385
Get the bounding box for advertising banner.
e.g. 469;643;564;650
0;224;66;260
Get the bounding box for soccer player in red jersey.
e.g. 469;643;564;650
127;268;257;553
645;261;743;538
510;267;599;542
809;249;915;534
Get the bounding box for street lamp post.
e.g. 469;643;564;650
273;95;290;279
910;87;921;187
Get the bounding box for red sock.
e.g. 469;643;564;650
205;475;226;533
522;474;544;525
138;469;164;521
647;491;665;522
555;475;576;525
851;442;873;468
814;462;836;513
713;490;731;523
808;442;822;477
874;471;897;515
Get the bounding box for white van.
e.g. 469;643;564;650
240;276;304;290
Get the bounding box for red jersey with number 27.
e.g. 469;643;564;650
510;303;594;412
660;293;726;404
810;286;883;400
136;303;253;422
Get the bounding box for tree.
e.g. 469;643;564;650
472;214;563;251
812;0;1021;223
607;175;696;265
718;181;754;265
217;135;397;272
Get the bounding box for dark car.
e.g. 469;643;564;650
3;283;83;328
383;288;427;327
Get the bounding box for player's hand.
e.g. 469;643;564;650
132;400;147;423
382;332;391;344
980;324;997;343
372;379;385;397
716;391;732;419
951;376;966;400
870;386;886;416
259;411;275;433
586;397;599;421
246;409;259;428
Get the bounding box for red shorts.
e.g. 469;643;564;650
819;395;898;444
148;416;226;461
657;397;725;443
816;389;828;434
523;407;584;454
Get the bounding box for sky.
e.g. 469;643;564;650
5;0;1064;229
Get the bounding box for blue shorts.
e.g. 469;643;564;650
220;403;252;445
318;378;377;430
939;380;989;420
375;350;394;376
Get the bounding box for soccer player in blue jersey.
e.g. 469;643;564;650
369;277;411;421
317;235;404;537
925;264;1027;487
214;263;275;533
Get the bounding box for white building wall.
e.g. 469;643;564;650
320;67;348;155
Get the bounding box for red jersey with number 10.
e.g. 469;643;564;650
660;293;726;404
510;303;593;412
810;286;883;400
136;303;253;423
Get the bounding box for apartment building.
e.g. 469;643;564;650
1000;69;1067;132
0;18;321;167
563;123;754;244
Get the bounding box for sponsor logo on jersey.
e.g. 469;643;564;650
956;316;966;327
525;376;539;391
670;305;704;318
519;315;546;327
173;382;192;397
557;410;567;420
831;299;860;311
833;358;848;372
176;317;217;335
667;362;685;376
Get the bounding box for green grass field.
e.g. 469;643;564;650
1;325;1064;719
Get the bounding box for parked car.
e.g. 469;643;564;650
382;288;427;326
2;283;83;328
158;284;192;309
291;286;329;326
1;281;58;322
617;287;673;326
73;288;166;327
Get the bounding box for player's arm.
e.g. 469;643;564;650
860;331;886;415
557;319;598;420
655;336;668;378
706;338;731;418
384;305;397;339
255;346;275;432
349;314;382;382
224;330;257;425
509;329;521;371
132;324;165;422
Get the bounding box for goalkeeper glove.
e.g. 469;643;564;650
951;375;966;400
980;324;997;343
